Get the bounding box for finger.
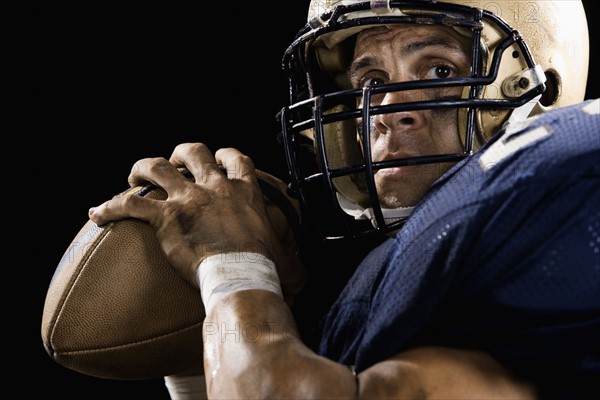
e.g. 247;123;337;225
88;193;161;226
127;157;191;195
214;147;258;184
169;143;225;186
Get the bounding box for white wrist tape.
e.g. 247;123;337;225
197;252;283;313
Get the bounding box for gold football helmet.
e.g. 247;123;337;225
279;0;590;238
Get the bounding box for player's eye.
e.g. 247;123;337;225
424;64;458;80
362;76;386;87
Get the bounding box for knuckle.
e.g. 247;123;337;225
120;193;142;211
179;142;210;157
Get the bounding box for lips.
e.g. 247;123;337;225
373;151;420;167
375;165;419;179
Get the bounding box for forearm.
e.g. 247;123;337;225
202;289;357;399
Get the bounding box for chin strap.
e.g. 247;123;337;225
337;193;414;230
503;93;543;129
501;64;545;130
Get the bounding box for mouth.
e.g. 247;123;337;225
375;164;420;178
374;152;421;173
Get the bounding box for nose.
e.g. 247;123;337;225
374;89;425;133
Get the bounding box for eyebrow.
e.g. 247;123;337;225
405;37;466;54
347;37;468;79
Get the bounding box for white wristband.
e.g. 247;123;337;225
197;252;283;313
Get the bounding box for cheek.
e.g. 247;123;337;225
369;131;388;158
430;109;463;151
355;117;383;152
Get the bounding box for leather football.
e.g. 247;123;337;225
41;169;300;380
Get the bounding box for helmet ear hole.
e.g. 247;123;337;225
540;70;561;107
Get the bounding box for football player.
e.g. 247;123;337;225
89;1;598;398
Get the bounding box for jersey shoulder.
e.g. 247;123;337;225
477;98;599;173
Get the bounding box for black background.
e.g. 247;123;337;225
25;1;597;398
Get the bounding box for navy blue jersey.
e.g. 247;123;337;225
317;99;600;397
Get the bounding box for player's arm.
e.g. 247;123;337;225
88;144;534;399
203;287;536;399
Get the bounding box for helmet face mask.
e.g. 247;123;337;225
279;0;589;239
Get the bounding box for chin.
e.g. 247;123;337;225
375;175;432;209
377;188;423;209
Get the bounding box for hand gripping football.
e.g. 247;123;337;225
41;169;300;380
